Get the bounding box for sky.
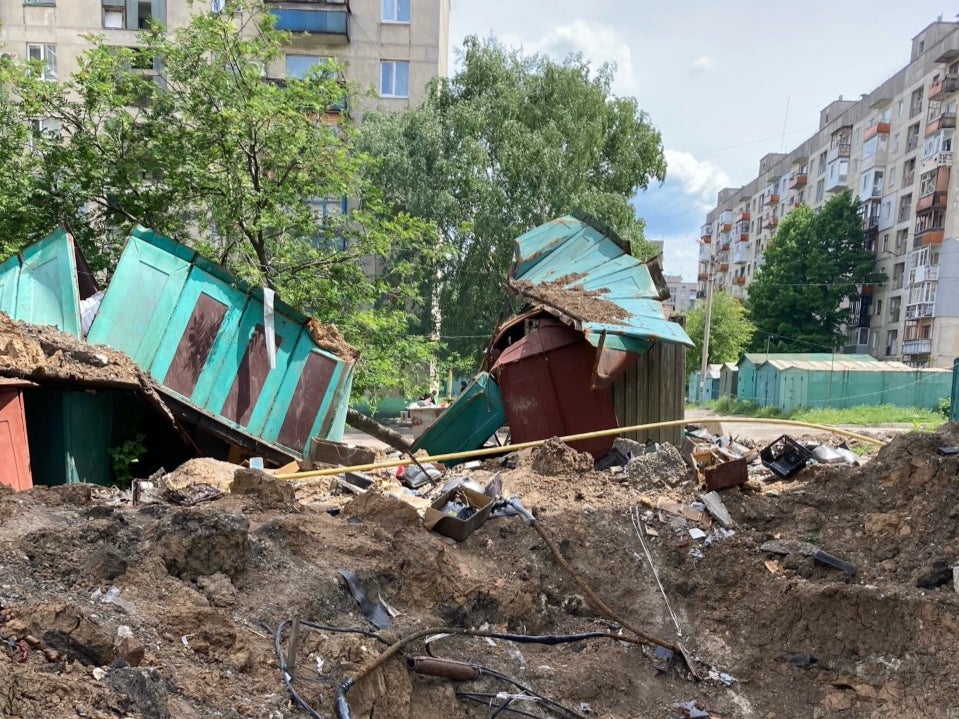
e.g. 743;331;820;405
448;0;957;281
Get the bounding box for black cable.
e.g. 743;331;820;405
261;621;328;719
300;621;390;645
456;692;550;719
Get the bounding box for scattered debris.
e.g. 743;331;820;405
760;435;813;479
760;539;858;575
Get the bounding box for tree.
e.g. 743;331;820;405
1;1;437;404
685;290;755;374
746;190;885;352
358;36;667;362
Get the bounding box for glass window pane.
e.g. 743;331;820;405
395;61;409;97
381;0;392;20
286;54;319;79
397;0;410;21
380;62;392;95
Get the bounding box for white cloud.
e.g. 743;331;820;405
663;149;731;212
660;232;700;282
501;20;638;96
688;55;714;74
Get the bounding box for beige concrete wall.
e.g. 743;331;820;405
1;0;449;108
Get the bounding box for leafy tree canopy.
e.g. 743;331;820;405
0;1;438;405
746;190;885;352
358;36;667;361
685;290;755;374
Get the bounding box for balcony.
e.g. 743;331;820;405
733;276;746;285
902;338;932;355
734;219;749;240
718;240;731;251
718;262;729;272
738;211;751;222
863;120;891;140
916;190;948;212
697;272;709;281
732;243;749;264
912;265;939;283
930;74;959;100
718;210;733;231
921;151;953;173
763;213;779;230
826;173;848;192
788;172;808;189
700;223;712;241
764;193;780;206
827;142;852;162
905;303;935;320
267;1;350;42
925;111;957;136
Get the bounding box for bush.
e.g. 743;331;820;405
938;396;952;418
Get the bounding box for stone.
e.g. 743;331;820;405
105;667;169;719
196;573;238;608
154;510;250;582
231;468;295;509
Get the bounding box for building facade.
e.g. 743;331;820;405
699;19;959;368
0;0;450;110
664;273;697;315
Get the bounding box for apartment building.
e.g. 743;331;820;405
664;274;697;315
698;18;959;368
0;0;450;110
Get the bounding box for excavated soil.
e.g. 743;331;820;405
2;427;959;718
510;275;631;324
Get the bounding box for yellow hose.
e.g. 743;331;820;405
275;416;888;481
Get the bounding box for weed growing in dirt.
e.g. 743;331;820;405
108;433;146;488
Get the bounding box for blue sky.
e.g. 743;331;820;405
449;0;957;280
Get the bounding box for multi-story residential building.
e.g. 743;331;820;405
698;18;959;368
664;273;697;315
0;0;450;110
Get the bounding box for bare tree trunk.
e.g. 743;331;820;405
346;408;412;453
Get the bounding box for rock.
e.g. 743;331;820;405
154;510;250;582
231;468;295;508
864;512;900;537
916;561;954;589
105;667;169;719
86;546;129;581
530;438;593;476
1;602;115;666
196;573;238;608
115;635;145;667
625;443;689;487
612;437;646;457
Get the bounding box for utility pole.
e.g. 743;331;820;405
699;256;714;402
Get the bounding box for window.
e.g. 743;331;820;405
890;297;902;322
903;157;916;186
882;233;890;252
381;0;410;23
286;54;334;79
103;0;125;28
379;60;409;98
815;178;825;203
853;127;861;145
897;98;904;117
892;133;900;153
27;117;60;148
909;87;924;118
888;166;896;188
906;122;920;152
27;43;57;81
919;169;937;197
818;151;827;175
898;193;912;223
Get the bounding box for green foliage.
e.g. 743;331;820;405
108;433;146;489
747;190;885;352
358;36;667;362
938;396;952;418
708;397;945;427
1;1;440;400
685;291;754;375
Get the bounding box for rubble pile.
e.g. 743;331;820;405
1;424;959;718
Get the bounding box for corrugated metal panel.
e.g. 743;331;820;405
410;372;506;461
493;322;617;458
25;389;116;485
0;228;96;336
508;215;693;355
88;226;355;459
0;384;32;491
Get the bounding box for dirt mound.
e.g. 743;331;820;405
163;458;237;492
530;437;594;475
4;426;959;717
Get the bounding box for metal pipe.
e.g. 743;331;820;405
276;416;886;480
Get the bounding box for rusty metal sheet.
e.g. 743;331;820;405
703;457;748;491
277;351;337;452
221;325;283;426
493;322;617;458
164;293;228;398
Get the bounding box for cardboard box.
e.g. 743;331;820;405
423;486;494;541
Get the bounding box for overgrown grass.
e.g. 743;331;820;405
702;397;947;428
